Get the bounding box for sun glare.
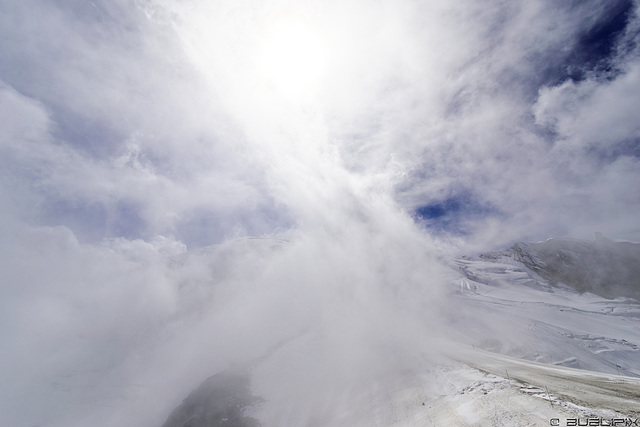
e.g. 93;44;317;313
257;20;327;102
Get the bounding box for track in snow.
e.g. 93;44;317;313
451;344;640;417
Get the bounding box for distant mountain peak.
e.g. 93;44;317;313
480;236;640;301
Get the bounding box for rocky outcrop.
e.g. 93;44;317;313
162;369;263;427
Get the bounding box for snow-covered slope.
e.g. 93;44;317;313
478;235;640;300
448;237;640;378
161;236;640;426
162;346;640;426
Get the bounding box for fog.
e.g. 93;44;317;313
0;196;448;426
1;0;639;425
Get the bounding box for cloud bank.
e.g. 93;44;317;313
1;0;639;425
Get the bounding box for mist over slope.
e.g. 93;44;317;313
159;236;640;426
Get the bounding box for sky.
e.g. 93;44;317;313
1;0;639;425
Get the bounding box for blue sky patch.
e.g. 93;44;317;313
414;192;499;235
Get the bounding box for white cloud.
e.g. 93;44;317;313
535;61;640;147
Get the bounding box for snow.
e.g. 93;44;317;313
446;253;640;378
154;238;640;426
246;240;640;425
9;236;640;426
450;343;640;416
249;355;637;426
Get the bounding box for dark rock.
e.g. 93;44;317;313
162;369;263;427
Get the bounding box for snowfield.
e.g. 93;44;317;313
160;238;640;426
453;345;640;422
6;237;638;427
446;248;640;378
171;346;639;426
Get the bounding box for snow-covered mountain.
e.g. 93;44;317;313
449;236;640;376
161;236;640;426
477;234;640;300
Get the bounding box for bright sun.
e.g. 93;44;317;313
257;20;327;102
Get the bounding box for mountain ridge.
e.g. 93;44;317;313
477;235;640;301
